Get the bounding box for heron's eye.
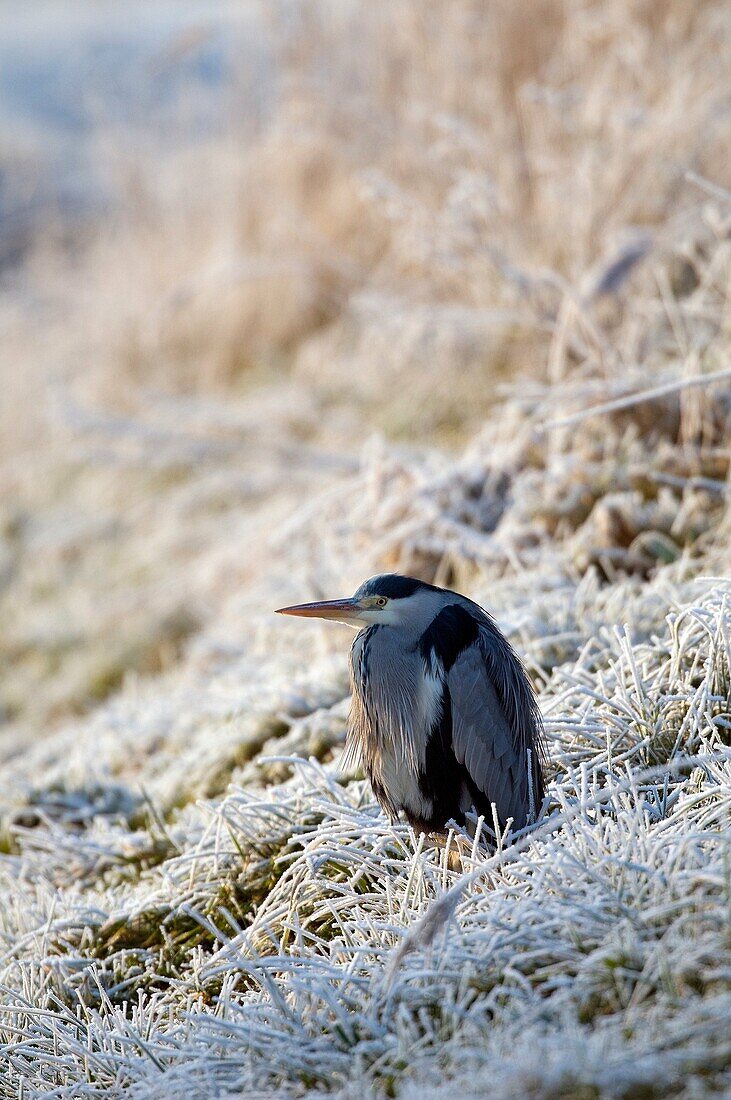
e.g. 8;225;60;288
376;597;388;608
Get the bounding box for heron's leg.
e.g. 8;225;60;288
433;827;479;871
409;824;475;873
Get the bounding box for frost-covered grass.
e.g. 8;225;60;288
1;347;730;1093
2;275;731;1098
1;576;730;1096
2;2;731;1094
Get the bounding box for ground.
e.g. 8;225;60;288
0;2;730;1096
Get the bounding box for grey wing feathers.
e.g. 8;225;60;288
449;632;543;829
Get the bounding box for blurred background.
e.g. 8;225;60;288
1;0;730;744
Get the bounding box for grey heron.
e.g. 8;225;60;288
277;574;545;838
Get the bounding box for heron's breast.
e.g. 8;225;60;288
365;632;439;722
375;744;433;820
350;628;445;821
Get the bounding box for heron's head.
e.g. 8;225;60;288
276;574;446;630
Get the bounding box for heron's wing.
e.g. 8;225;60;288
448;639;534;829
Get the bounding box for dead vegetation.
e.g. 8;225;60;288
0;1;730;1095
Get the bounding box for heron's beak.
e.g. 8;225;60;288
275;598;363;623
